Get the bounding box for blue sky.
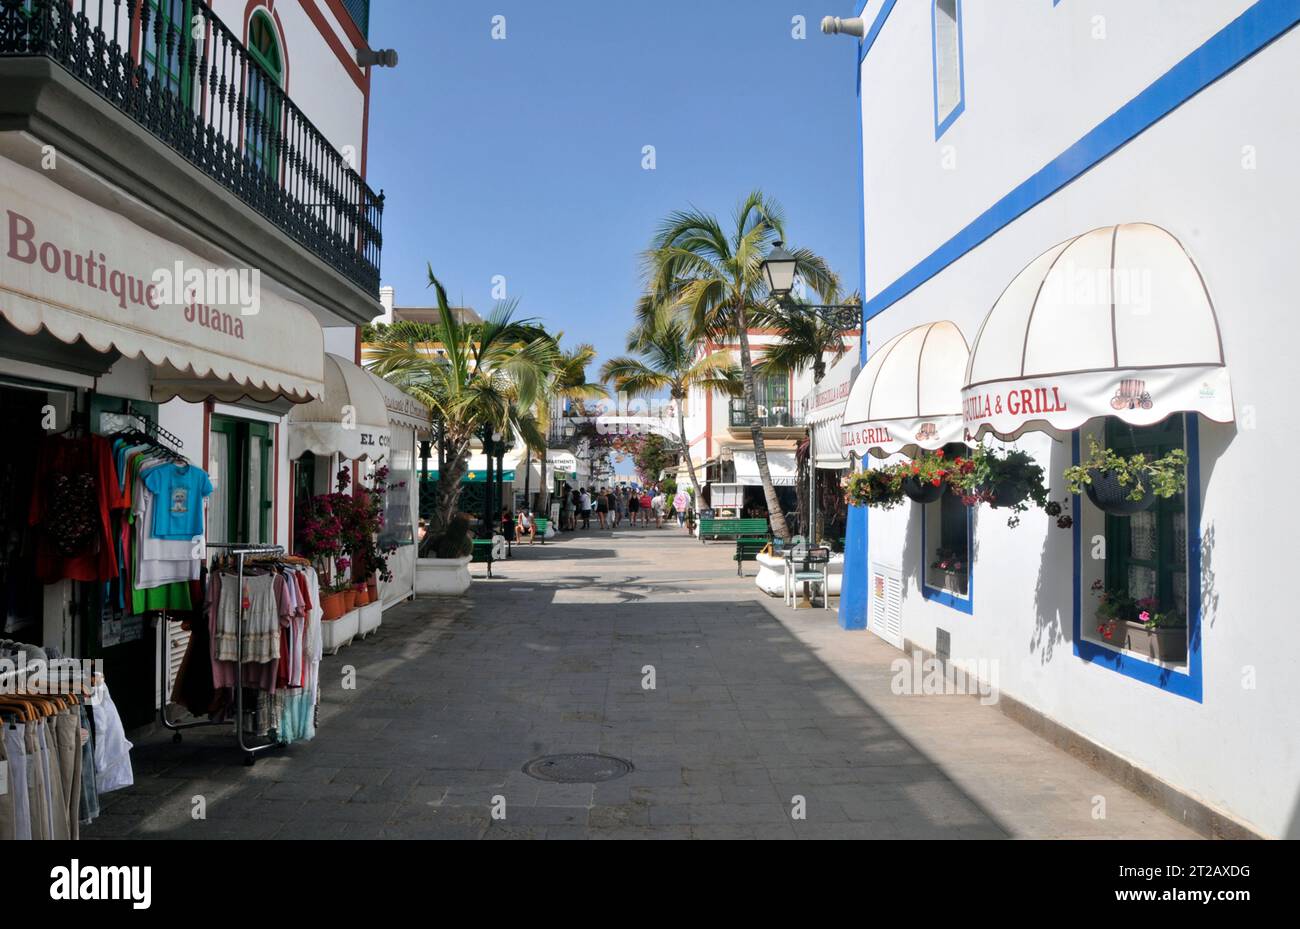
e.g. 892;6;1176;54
368;0;861;378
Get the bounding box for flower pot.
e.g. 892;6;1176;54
416;556;473;597
902;476;945;504
1125;621;1188;663
367;576;379;600
321;591;345;622
1084;469;1156;516
354;586;369;606
342;589;357;611
984;480;1029;509
1095;616;1129;649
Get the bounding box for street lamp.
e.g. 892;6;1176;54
762;239;861;333
762;240;798;300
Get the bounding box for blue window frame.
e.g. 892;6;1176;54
920;491;974;614
931;0;966;139
1071;416;1203;702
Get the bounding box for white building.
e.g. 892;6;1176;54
826;0;1299;839
0;0;411;729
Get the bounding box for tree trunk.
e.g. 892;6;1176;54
539;452;550;520
736;301;791;541
523;448;533;512
432;438;471;535
675;399;704;505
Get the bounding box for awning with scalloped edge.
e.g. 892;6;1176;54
840;321;970;459
288;354;390;460
961;224;1234;441
0;154;325;405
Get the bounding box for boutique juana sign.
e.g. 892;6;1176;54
0;155;322;401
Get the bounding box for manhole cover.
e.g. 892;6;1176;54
522;753;633;783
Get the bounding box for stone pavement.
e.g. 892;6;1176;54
85;525;1199;840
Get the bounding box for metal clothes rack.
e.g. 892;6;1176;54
160;543;288;766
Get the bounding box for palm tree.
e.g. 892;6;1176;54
600;310;741;506
367;267;557;544
647;190;840;540
750;295;859;539
527;341;609;515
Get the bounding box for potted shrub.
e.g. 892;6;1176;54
1064;438;1188;517
928;547;968;594
948;446;1049;528
416;515;475;596
900;451;950;504
843;467;905;511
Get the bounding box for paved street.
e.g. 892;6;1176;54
87;528;1199;840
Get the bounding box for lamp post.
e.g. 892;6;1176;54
761;240;863;541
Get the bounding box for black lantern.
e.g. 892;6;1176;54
762;240;798;299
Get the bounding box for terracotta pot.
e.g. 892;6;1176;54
354;586;370;606
321;591;345;622
342;588;357;611
367;577;379;600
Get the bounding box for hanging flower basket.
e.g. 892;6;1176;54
1084;469;1156;516
1064;438;1187;518
947;446;1049;527
902;476;945;504
843;468;906;510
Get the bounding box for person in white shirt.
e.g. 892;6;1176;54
516;509;536;544
579;489;592;530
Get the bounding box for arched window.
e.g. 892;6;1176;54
245;10;284;176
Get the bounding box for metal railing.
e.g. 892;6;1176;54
0;0;383;295
729;399;804;429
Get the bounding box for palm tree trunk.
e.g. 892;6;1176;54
675;400;704;504
736;302;791;541
539;453;550;519
434;439;471;533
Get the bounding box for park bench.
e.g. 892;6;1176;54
699;517;770;543
734;537;770;576
534;517;551;544
471;538;498;577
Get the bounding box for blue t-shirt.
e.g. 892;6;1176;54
143;464;214;541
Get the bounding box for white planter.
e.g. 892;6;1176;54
754;553;845;598
416;556;473;596
358;601;383;638
321;609;360;655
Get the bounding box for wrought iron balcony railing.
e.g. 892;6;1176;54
0;0;383;295
729;399;804;430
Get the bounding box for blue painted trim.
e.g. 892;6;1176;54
931;0;967;140
1070;416;1203;702
920;499;974;614
840;504;870;630
860;0;898;64
862;0;1300;318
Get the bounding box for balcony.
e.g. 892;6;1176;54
0;0;383;299
729;399;805;432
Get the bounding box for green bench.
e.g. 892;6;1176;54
734;537;770;575
534;517;551;543
699;518;770;543
471;538;497;577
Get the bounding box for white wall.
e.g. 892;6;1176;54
856;2;1299;837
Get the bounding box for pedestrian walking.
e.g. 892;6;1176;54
627;486;641;527
560;483;574;531
651;489;666;529
673;488;689;528
595;487;609;529
615;487;629;528
580;487;592;530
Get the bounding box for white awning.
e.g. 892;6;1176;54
363;368;433;439
962;224;1234;440
0;155;323;405
840;321;970;459
733;449;798;487
288;354;390;460
803;353;859;470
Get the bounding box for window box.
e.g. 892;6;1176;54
1125;621;1188;664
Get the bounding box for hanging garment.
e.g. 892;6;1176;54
0;731;15;841
29;435;125;583
141;464;213;542
53;709;81;840
3;723;31;840
90;682;133;794
78;707;99;827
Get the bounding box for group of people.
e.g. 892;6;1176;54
556;484;690;532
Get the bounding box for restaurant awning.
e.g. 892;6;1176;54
840;321;970;459
803;353;859;470
364;368;433;439
288;354;390;460
733;449;798;487
962;223;1234;440
0;154;324;405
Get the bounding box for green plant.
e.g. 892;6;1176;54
1064;437;1188;501
425;515;474;560
947;446;1049;527
843;468;905;510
